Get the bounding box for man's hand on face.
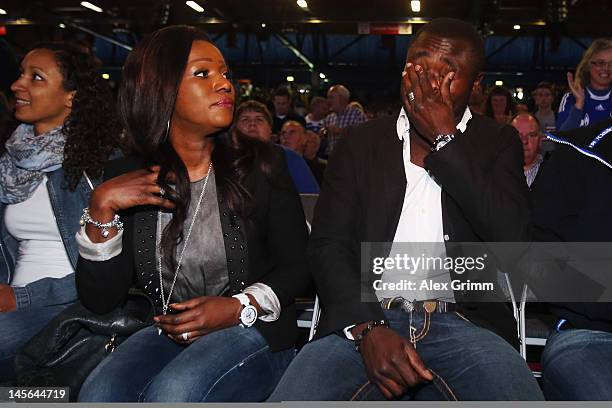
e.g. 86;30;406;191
401;63;457;144
351;323;433;399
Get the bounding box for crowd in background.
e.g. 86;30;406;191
2;37;611;190
0;23;610;401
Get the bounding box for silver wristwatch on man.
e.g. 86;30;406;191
433;133;455;151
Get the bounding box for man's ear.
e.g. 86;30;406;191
65;90;76;109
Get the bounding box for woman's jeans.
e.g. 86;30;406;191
0;304;70;382
78;325;294;402
269;308;544;401
542;328;612;400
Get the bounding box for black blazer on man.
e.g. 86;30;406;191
76;144;311;352
309;111;530;347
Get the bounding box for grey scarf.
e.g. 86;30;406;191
0;123;66;204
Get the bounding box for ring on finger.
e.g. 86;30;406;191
159;186;166;197
181;332;189;341
407;91;415;102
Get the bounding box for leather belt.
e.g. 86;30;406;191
381;297;458;314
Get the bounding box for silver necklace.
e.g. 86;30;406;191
157;162;213;323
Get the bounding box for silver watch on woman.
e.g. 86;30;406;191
233;293;258;327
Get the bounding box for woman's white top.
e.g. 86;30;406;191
4;176;73;287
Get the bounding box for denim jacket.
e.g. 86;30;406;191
0;167;93;309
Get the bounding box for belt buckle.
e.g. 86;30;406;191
423;300;437;313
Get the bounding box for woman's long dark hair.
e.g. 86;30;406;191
1;42;121;190
119;25;272;270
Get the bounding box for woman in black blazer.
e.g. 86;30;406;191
75;25;309;402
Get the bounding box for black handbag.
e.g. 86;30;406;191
14;290;155;401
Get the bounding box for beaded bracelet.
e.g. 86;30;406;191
80;207;124;238
354;319;389;352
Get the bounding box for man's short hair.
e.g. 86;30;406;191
235;100;273;127
273;86;292;100
328;85;350;101
535;81;554;94
413;18;486;74
282;120;305;131
511;112;541;131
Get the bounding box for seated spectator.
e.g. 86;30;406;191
510;113;545;188
304;130;327;185
270;17;542;402
76;25;310;402
235;100;319;193
280;121;307;154
468;81;486;115
533;82;557;133
280;121;326;185
304;96;328;135
271;87;305;136
321;84;367;157
485;85;516;125
0;42;120;380
557;38;611;131
530;118;612;400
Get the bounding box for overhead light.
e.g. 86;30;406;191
323;78;329;83
495;80;504;86
516;87;524;100
261;23;266;28
80;2;103;13
186;1;204;13
0;8;7;15
296;0;308;9
299;88;306;94
101;73;110;80
410;0;421;13
319;72;326;79
286;76;295;82
513;24;521;30
58;23;66;29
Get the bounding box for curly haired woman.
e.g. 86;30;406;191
0;42;121;380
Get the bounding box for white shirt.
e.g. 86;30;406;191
393;107;471;240
5;177;73;287
344;108;472;338
377;108;471;302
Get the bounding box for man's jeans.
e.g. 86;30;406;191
542;328;612;400
0;304;70;382
78;325;294;402
269;308;544;401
